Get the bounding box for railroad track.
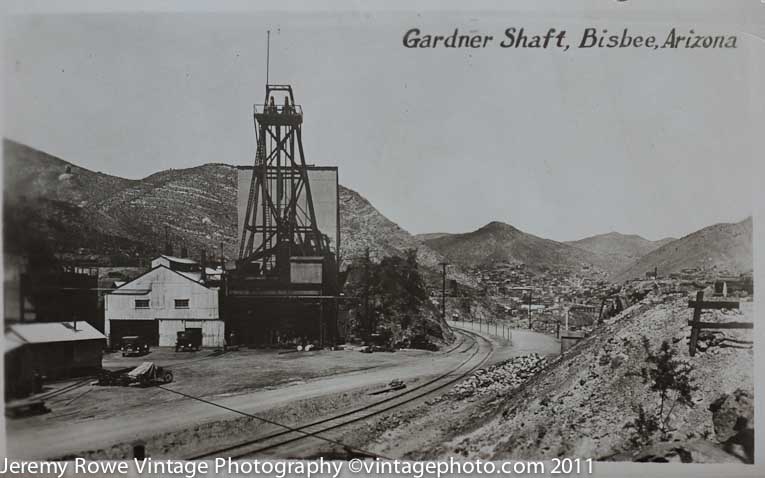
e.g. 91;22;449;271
182;326;493;459
37;377;96;401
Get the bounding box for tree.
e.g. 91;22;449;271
346;248;437;347
628;337;697;445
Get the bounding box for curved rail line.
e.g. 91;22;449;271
182;326;492;459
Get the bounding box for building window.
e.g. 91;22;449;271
174;299;190;309
135;299;150;309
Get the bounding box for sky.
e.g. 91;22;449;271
3;3;762;242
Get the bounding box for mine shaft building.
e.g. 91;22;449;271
226;84;341;347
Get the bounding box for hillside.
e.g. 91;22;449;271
3;139;471;284
3;140;135;208
4;139;238;262
90;163;239;259
423;221;609;273
339;187;473;284
414;232;453;242
612;218;753;283
566;232;676;272
437;294;754;462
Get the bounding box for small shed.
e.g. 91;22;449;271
4;322;106;398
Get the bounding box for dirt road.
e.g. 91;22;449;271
6;326;558;459
233;324;560;459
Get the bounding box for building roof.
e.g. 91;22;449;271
155;255;199;265
110;264;213;292
6;321;106;346
178;271;203;283
4;333;25;353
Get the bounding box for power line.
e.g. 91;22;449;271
157;385;387;459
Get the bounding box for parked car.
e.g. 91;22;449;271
175;330;202;352
121;336;150;357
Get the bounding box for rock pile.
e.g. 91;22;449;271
709;388;754;463
448;354;546;401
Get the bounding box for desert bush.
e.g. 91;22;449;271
627;337;697;445
628;404;660;447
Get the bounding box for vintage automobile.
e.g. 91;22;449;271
97;362;173;387
174;330;202;352
121;336;150;357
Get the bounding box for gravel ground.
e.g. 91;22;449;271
6;334;490;459
21;346;439;427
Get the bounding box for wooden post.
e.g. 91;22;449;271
688;290;704;357
686;291;748;356
319;301;325;349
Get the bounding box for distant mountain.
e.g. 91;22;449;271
565;232;676;272
3;139;472;284
611;217;752;282
415;232;453;242
423;221;608;273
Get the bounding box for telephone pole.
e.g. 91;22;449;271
440;262;448;321
527;281;534;329
363;247;372;340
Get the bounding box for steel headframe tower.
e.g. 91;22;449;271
237;84;330;278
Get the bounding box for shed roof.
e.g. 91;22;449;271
4;333;25;353
155;255;198;265
7;321;106;345
178;271;203;283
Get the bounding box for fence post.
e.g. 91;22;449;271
688;290;703;357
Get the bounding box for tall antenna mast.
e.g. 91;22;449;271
266;30;270;85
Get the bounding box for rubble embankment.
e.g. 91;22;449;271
438;354;547;402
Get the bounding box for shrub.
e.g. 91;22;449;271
627;337;697;445
628;404;660;447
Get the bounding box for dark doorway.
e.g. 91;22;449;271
109;320;159;346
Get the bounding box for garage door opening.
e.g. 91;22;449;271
109;320;159;346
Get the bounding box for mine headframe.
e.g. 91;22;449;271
237;84;331;281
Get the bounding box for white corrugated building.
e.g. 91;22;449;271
104;256;223;348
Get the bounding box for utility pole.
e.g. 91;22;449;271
363;248;372;341
439;262;448;321
528;284;533;329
